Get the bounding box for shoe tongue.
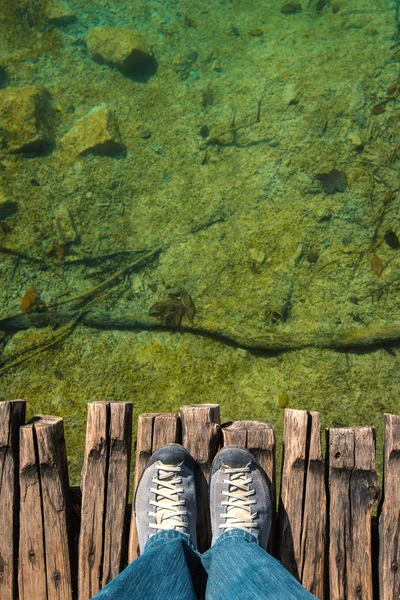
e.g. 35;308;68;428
155;463;186;531
225;472;252;528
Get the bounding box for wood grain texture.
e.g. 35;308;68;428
300;412;326;600
0;400;25;600
222;420;276;553
279;409;309;579
328;427;354;600
35;416;72;600
328;427;379;600
19;422;47;600
128;412;180;562
180;404;220;552
78;402;108;600
152;413;181;452
378;413;400;600
101;402;132;587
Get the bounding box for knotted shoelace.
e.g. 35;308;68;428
148;463;189;533
219;463;258;533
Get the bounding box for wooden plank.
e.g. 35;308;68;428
35;416;72;600
328;427;379;600
128;413;180;562
0;400;25;600
78;402;108;600
278;409;309;579
128;413;156;564
19;423;47;600
133;414;157;492
329;427;356;599
378;413;400;599
300;412;326;599
180;404;220;552
349;428;379;600
152;413;180;451
222;420;276;553
101;402;132;588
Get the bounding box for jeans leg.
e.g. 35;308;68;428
92;530;204;600
201;529;318;600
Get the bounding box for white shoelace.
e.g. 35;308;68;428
219;464;258;534
148;462;189;533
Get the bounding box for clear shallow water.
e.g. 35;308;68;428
0;0;399;485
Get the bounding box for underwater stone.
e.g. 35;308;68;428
315;169;348;194
282;83;298;105
60;104;125;158
46;0;76;25
53;204;78;244
0;85;55;154
280;3;302;14
86;27;155;79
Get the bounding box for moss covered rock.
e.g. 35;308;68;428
46;0;76;25
0;85;55;154
86;27;156;79
60;104;125;159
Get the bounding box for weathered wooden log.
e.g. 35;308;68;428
278;409;326;598
78;402;108;600
19;416;72;600
300;412;326;600
0;400;25;600
378;413;400;599
128;413;180;562
35;416;73;600
78;402;133;599
19;423;47;600
221;420;276;553
101;402;132;588
180;404;220;552
279;409;309;578
328;427;380;600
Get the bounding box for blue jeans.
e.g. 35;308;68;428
92;528;317;599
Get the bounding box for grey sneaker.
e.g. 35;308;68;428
210;445;272;548
134;443;197;553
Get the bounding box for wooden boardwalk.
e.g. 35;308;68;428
0;400;399;600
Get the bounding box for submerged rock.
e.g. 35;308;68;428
315;169;348;194
46;0;76;25
86;27;156;80
280;3;302;14
0;85;55;154
60;104;125;158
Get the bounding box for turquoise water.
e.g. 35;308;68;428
0;0;399;485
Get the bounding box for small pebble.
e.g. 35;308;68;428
249;248;265;264
384;230;400;250
200;125;210;138
236;348;250;358
315;169;348;194
280;3;302;14
348;133;363;149
248;28;264;37
306;251;319;264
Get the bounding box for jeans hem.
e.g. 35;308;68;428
212;527;259;548
144;529;200;556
